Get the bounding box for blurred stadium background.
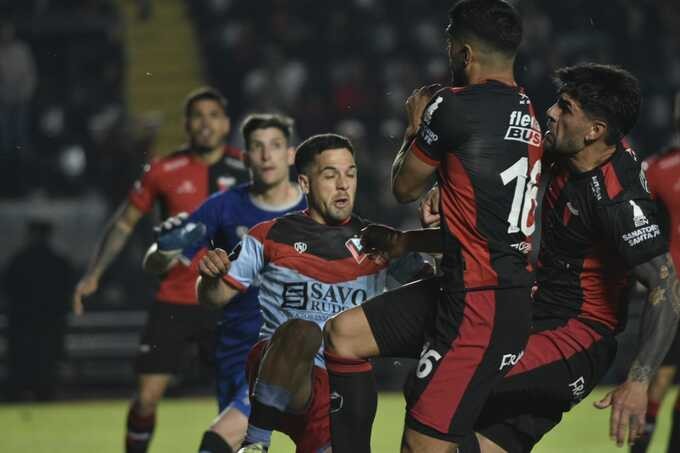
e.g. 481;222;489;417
0;0;678;451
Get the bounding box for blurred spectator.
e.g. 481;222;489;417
0;20;37;160
2;219;74;401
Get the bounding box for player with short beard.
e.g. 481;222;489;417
73;87;249;453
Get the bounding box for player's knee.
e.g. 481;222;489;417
323;314;357;358
136;383;165;411
273;319;322;359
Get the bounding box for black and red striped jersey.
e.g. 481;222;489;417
128;145;250;304
410;81;543;291
534;143;669;333
644;147;680;272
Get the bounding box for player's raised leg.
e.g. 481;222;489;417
241;319;323;451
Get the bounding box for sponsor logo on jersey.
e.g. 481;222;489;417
504;110;541;146
176;180;197;194
568;376;586;405
510;241;531;254
421;125;439;145
590;175;603;200
622;224;661;246
423;96;443;125
345;237;367;264
281;281;368;312
499;350;524;371
217;176;236;191
629;200;649;227
294;241;308;254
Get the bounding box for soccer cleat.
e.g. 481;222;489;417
157;221;207;251
237;443;269;453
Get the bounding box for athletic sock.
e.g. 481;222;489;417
631;400;659;453
325;350;376;453
667;398;680;453
125;402;156;453
198;430;234;453
243;381;291;448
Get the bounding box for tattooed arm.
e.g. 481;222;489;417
595;253;680;447
629;253;680;383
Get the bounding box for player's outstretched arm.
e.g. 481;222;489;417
196;248;239;309
73;201;143;315
142;213;207;275
361;224;442;259
595;253;680;447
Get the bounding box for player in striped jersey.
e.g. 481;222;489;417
196;134;427;453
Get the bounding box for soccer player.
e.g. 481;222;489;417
142;113;306;453
324;1;541;451
196;133;425;453
394;64;679;452
630;93;680;453
72;87;249;453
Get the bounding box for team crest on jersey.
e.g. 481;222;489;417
629;200;649;227
345;237;367;264
294;241;308;254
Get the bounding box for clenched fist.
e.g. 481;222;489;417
198;248;231;278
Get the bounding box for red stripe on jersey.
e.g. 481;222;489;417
263;241;388;284
546;169;568;209
577;252;627;331
223;144;244;160
505;319;601;377
439;153;498;288
249;219;277;254
223;273;248;292
410;140;439;167
411;290;496;432
602;161;623;200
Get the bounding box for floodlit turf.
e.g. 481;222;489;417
0;388;675;452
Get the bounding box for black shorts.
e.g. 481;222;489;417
475;318;617;453
362;277;533;442
134;301;220;374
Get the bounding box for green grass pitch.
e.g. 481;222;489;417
0;388;675;452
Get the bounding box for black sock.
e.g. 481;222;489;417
631;401;658;453
198;430;233;453
458;431;481;453
125;403;156;453
668;406;680;453
325;351;377;453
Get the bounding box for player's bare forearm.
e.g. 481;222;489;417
391;139;437;203
196;275;238;309
391;138;414;201
142;243;180;275
629;253;680;384
86;202;142;278
403;228;443;254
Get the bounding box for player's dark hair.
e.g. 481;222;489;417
553;63;641;145
241;113;295;149
447;0;522;56
294;133;355;174
184;87;228;117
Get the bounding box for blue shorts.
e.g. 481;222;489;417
217;369;251;415
215;312;261;414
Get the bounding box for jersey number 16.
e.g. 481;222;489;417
501;157;542;236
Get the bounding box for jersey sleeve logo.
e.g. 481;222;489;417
294;241;308;254
345;237;367;264
423;96;444;125
629;200;649;227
